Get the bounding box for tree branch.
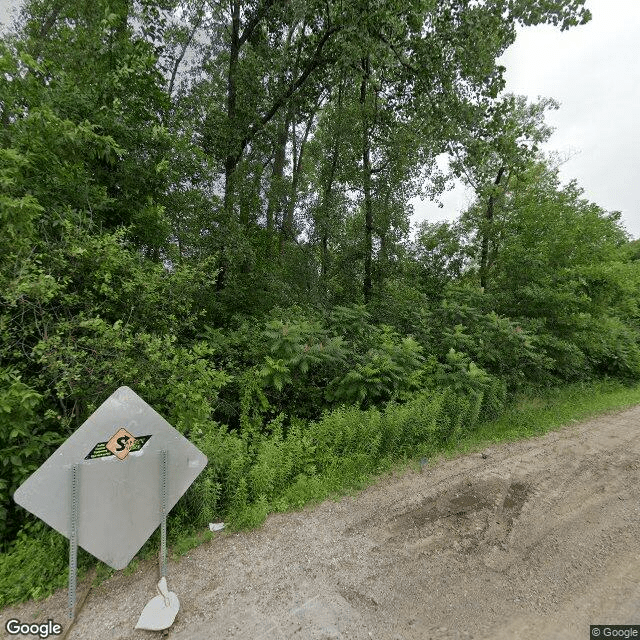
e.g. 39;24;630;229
39;0;65;39
239;23;341;155
168;1;206;96
238;0;279;48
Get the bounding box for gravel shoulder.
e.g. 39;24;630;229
4;405;640;640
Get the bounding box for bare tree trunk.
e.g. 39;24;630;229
266;25;297;235
376;186;393;297
279;106;315;253
320;140;340;280
318;76;344;283
267;115;290;233
223;0;240;217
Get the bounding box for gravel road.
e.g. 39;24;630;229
4;404;640;640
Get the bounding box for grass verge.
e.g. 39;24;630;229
452;378;640;456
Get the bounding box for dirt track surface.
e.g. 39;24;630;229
4;405;640;640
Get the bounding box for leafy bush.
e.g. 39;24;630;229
427;290;554;389
325;327;424;407
258;316;348;415
426;349;507;421
31;318;230;430
255;307;425;416
0;370;62;546
574;314;640;380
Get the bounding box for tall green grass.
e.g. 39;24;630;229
453;378;640;455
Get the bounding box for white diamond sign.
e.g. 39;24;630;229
14;386;208;570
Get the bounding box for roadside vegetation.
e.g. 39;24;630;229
3;378;640;606
2;0;640;609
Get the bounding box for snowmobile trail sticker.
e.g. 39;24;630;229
85;433;152;460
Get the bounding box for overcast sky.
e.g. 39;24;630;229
0;0;14;31
412;0;640;240
1;0;639;239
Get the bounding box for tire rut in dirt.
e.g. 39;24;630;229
383;478;531;556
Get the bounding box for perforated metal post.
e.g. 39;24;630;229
160;450;168;578
68;464;79;620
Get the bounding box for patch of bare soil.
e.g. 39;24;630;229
4;405;640;640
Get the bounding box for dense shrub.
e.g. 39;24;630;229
0;370;62;546
574;314;640;380
174;382;490;533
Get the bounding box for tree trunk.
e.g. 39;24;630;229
378;231;387;298
320;139;340;280
223;0;241;217
319;76;344;283
266;24;297;235
267;115;290;233
480;165;505;291
279;106;315;253
360;56;373;304
217;0;241;291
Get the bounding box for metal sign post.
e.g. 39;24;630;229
160;450;168;579
68;464;79;620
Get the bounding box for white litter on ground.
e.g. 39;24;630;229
135;577;179;631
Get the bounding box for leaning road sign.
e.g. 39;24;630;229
13;387;207;629
13;386;208;627
14;387;207;569
14;386;207;569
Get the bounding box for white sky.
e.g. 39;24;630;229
0;0;14;30
2;0;639;239
411;0;640;240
